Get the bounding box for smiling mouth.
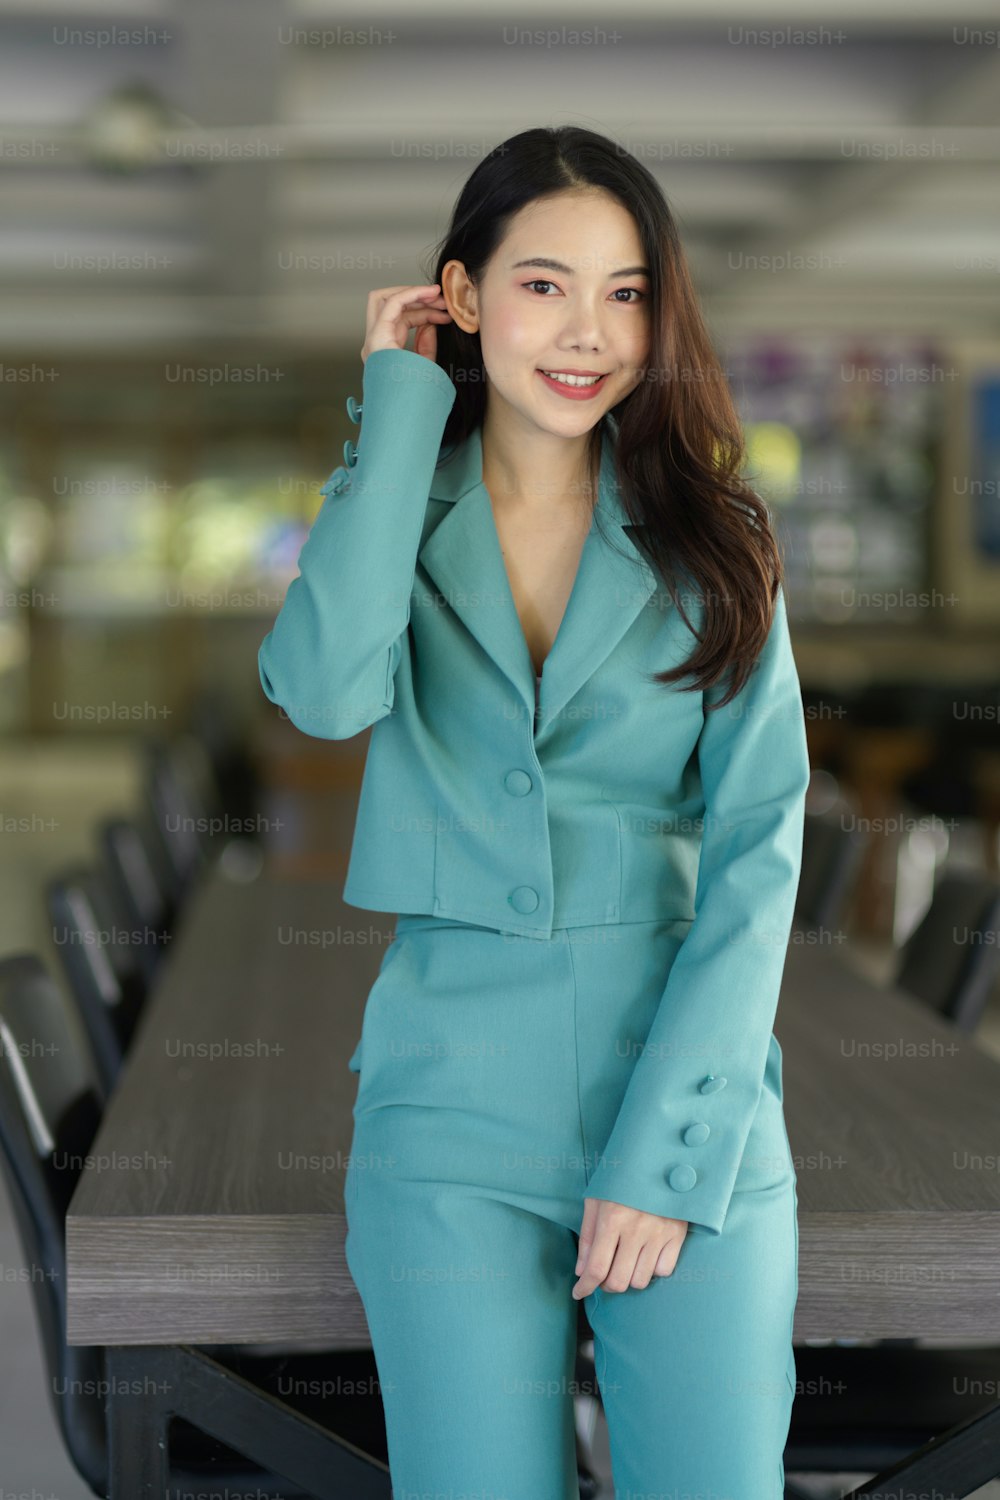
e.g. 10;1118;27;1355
536;371;612;404
538;370;608;387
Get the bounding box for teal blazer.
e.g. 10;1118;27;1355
258;346;811;1235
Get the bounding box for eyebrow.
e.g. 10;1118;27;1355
511;257;650;277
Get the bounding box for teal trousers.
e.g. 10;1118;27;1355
344;913;798;1499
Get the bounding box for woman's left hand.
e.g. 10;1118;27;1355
572;1197;689;1299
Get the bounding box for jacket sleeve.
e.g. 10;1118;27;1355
257;347;457;739
583;585;810;1236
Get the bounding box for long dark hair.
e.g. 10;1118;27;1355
422;124;784;707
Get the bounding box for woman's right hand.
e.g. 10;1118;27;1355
361;283;453;365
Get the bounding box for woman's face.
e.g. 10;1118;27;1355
444;188;652;438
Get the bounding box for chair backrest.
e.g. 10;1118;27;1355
896;871;1000;1033
45;864;148;1095
796;808;868;934
98;810;175;970
0;954;107;1492
141;731;219;901
186;683;260;821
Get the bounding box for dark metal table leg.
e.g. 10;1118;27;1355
105;1345;171;1500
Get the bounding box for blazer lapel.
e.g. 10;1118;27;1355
418;421;661;736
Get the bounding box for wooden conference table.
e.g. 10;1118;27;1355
67;856;1000;1346
64;845;1000;1490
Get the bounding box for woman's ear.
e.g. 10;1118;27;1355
440;259;479;335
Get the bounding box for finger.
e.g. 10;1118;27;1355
366;286;413;309
388;306;452;343
575;1198;598;1275
572;1226;619;1301
385;297;451;319
368;283;442;306
599;1240;647;1295
572;1258;610;1300
364;284;454;359
628;1240;665;1291
372;284;444;320
412;322;436;361
368;285;446;340
653;1238;682;1278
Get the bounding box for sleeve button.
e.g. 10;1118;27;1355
699;1075;727;1095
319;466;350;496
346;395;362;422
682;1122;710;1146
667;1164;697;1192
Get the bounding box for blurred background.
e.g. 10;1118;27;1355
2;1;1000;1495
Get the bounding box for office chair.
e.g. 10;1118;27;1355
0;953;392;1498
895;869;1000;1033
796;807;868;934
185;683;263;826
98;810;177;975
45;865;149;1096
140;731;220;905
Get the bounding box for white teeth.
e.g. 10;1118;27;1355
541;371;604;387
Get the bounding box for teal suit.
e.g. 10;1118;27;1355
258;347;809;1497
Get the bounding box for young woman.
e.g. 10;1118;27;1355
259;124;810;1499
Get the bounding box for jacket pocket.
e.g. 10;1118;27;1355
604;794;700;926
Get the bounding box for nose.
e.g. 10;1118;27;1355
561;322;603;354
559;302;607;354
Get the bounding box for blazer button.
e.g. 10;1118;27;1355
319;466;350;496
509;886;539;915
346;395;362;422
667;1164;697;1192
504;769;532;797
343;439;359;469
682;1122;710;1146
699;1075;727;1095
